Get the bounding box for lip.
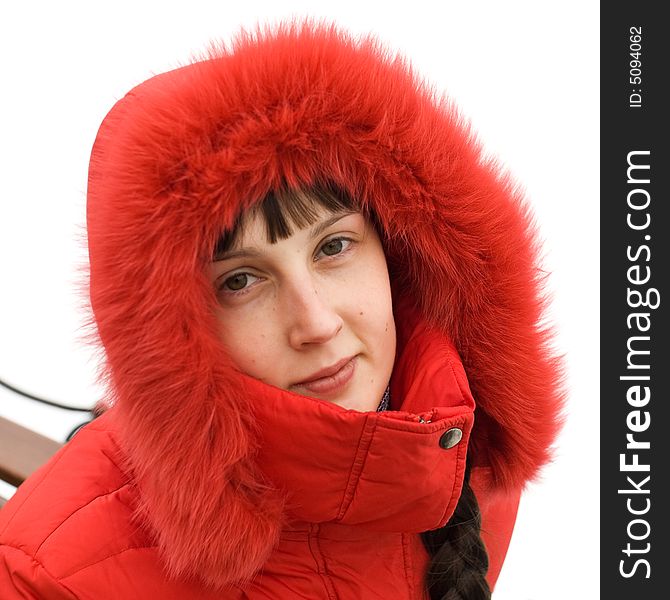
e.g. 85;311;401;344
293;355;357;394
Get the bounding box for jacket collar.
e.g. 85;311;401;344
245;295;474;532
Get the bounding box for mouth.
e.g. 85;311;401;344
292;355;358;395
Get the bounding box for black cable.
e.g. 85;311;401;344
0;377;93;413
66;421;93;441
0;377;97;442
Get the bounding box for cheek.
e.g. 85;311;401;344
368;290;396;364
372;253;397;366
350;253;396;360
215;308;282;381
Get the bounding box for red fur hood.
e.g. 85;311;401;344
83;21;564;590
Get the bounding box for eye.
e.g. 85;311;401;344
317;237;353;259
219;272;261;294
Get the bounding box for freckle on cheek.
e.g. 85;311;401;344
359;311;364;316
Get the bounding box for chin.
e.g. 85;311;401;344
329;389;380;412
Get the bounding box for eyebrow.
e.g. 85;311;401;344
212;211;357;262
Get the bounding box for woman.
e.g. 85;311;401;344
0;22;563;598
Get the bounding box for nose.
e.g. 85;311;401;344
285;282;344;349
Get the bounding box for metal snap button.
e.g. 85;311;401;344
439;427;463;449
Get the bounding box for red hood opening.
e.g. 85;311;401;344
82;21;564;589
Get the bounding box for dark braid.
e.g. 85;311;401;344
421;462;491;600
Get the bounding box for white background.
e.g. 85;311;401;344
0;2;599;598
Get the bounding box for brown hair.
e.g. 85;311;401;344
422;462;491;599
213;180;359;258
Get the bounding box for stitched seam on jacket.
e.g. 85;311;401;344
58;544;159;581
443;347;470;406
0;441;71;538
315;531;340;600
0;543;79;599
34;482;131;556
99;436;128;474
306;525;338;600
400;533;415;598
336;414;377;520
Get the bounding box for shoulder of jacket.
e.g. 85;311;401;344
0;411;155;582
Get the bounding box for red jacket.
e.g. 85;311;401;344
0;21;563;598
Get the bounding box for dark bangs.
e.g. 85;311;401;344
214;182;359;258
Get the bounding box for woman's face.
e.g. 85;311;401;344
209;204;396;412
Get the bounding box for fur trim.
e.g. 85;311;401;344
82;20;565;589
